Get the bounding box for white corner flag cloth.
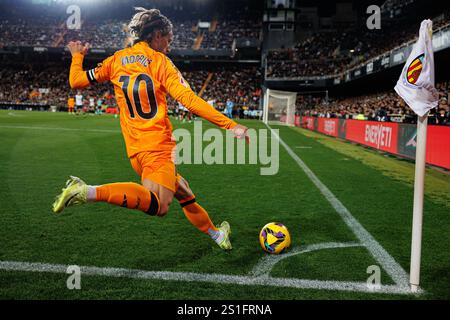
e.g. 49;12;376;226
394;19;439;117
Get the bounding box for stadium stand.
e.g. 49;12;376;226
266;11;450;78
0;0;262;116
0;16;260;50
0;63;115;110
0;0;448;125
0;63;261;118
200;19;261;49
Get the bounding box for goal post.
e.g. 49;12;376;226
263;88;297;126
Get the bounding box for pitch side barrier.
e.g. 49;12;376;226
0;102;50;111
298;116;450;170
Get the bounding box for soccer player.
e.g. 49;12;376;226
226;99;234;119
95;97;103;115
67;95;75;114
74;91;83;115
89;95;95;113
52;7;249;250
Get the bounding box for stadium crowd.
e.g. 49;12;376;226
266;13;450;78
0;64;116;111
168;67;262;119
202;67;261;110
200;19;261;49
0;64;262;119
0;16;260;50
298;81;450;125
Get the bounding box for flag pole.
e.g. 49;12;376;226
410;112;428;293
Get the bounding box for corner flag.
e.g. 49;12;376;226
394;19;439;116
394;19;439;293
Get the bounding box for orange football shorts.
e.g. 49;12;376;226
130;150;177;193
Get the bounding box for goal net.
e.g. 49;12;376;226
263;89;297;126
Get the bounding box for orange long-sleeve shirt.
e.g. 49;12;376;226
67;97;75;108
69;41;237;157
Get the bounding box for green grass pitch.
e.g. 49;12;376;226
0;110;449;299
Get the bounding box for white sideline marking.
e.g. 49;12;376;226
7;112;23;117
266;124;411;290
295;146;312;149
0;125;120;134
251;242;363;277
0;260;416;295
0;122;415;294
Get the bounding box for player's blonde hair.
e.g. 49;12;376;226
128;7;173;45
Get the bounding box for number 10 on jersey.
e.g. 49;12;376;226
119;74;158;119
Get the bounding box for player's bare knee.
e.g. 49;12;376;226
157;202;170;217
156;190;173;217
180;176;190;188
175;177;194;200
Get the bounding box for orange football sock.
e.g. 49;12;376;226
95;182;160;215
179;197;218;234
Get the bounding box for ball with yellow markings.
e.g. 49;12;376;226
259;222;291;254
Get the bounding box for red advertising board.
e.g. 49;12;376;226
301;116;315;130
298;116;450;169
317;118;339;137
345;120;399;154
426;126;450;169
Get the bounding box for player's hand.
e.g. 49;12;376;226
232;124;250;144
67;41;90;56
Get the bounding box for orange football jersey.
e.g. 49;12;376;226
69;41;237;157
68;97;75;107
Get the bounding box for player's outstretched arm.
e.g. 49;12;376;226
67;41;113;89
163;56;249;141
174;88;249;141
68;41;91;89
